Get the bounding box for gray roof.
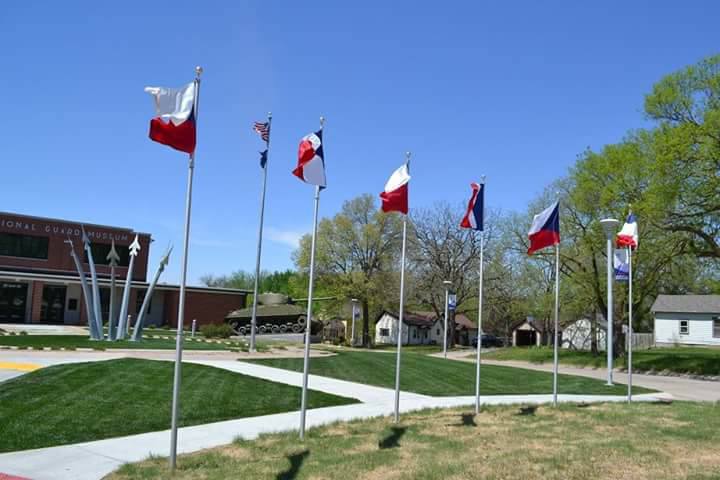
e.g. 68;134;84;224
651;295;720;314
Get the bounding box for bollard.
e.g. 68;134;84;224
127;315;132;336
191;319;197;338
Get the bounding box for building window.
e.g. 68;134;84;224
136;289;152;315
84;243;130;267
713;318;720;338
436;328;440;335
0;232;49;260
679;320;689;335
412;330;416;338
379;328;390;337
68;298;78;311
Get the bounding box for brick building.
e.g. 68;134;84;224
0;211;248;328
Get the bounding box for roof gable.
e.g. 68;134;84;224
651;295;720;314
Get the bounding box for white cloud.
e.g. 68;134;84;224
266;227;305;249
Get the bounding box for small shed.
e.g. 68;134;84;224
375;311;435;345
562;315;607;351
511;316;561;347
652;295;720;346
322;318;346;342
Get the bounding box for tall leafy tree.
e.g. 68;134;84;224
293;194;404;346
644;54;720;259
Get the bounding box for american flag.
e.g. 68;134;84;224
253;121;270;142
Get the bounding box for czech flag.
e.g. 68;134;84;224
527;201;560;255
460;182;484;231
144;82;196;154
616;213;638;249
293;130;326;187
380;163;410;214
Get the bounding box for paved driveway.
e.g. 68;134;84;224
437;351;720;402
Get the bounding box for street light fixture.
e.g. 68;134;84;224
600;218;620;386
350;298;359;347
442;280;452;359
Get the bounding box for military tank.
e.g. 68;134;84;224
224;293;321;335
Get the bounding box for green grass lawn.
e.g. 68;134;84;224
109;402;720;480
0;358;356;452
249;351;650;396
0;334;246;351
484;346;720;376
369;344;446;354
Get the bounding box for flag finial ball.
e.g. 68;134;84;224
195;66;203;77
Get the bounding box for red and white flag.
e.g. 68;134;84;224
144;82;196;154
616;213;639;249
293;130;326;187
380;163;410;214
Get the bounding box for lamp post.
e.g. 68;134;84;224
442;280;452;359
350;298;358;347
600;218;620;386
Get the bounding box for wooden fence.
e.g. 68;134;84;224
627;333;654;350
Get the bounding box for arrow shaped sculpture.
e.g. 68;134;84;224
131;245;172;341
106;240;121;341
115;235;141;340
82;226;105;340
66;238;100;340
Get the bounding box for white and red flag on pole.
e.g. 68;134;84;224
616;213;639;249
527;201;560;255
460;182;484;231
380;163;410;214
293;130;326;187
144;82;196;154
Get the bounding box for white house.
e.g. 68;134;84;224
374;311;478;346
562;316;607;351
375;311;435;345
652;295;720;346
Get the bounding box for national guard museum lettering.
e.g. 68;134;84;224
0;217;129;242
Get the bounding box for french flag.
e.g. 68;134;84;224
380;163;410;214
616;213;639;249
293;130;326;187
144;82;196;154
527;201;560;255
460;182;484;231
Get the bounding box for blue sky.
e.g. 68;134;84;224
2;1;718;285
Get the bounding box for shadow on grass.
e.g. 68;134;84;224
276;450;309;480
517;405;538;416
379;426;406;449
448;413;477;427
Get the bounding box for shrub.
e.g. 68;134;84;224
200;323;234;339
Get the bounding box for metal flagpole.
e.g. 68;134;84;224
474;176;485;415
552;243;560;407
394;215;408;423
393;151;410;424
250;112;272;353
443;285;449;358
169;66;202;470
475;232;484;414
299;185;321;439
627;246;633;402
299;116;324;440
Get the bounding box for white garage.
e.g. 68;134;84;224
652;295;720;347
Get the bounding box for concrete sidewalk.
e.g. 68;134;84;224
0;358;670;480
436;350;720;402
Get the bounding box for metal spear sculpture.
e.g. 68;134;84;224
106;240;121;341
82;226;105;339
115;235;141;340
66;237;100;340
131;245;172;341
